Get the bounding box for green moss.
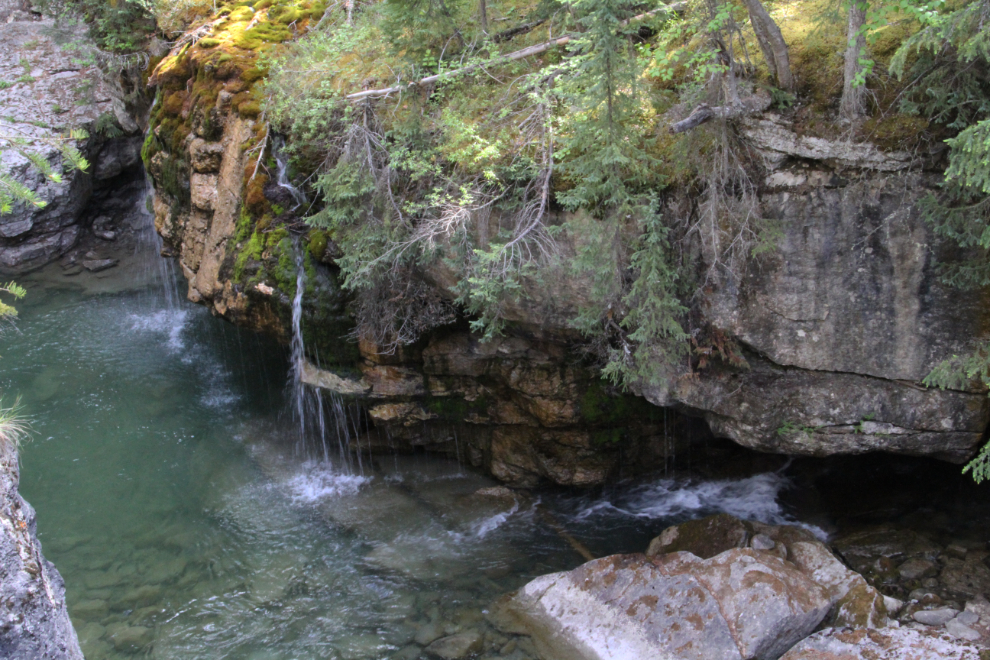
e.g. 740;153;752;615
862;114;930;151
269;5;303;24
580;380;655;426
308;229;329;260
162;90;187;116
591;428;623;446
198;37;221;48
234;231;265;282
234;22;292;49
241;66;267;84
272;235;297;295
423;395;490;420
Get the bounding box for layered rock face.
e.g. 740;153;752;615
0;451;82;659
305;333;700;487
0;8;146;274
644;142;990;461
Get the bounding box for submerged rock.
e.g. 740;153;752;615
82;258;119;272
424;630;483;659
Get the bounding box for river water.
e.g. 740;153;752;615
3;205;987;658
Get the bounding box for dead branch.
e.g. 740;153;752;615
669;103;738;133
492;18;548;43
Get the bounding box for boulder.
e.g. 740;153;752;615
493;551;830;660
913;608;958;626
940;558;990;599
647;515;888;630
779;627;982;660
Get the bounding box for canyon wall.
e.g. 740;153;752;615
143;30;990;487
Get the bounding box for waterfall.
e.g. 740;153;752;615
287;242;362;474
272;137;306;210
138;171;182;311
289;244;309;443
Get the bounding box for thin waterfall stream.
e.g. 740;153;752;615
5;188;990;659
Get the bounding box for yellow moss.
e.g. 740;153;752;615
242;66;267;83
229;6;254;21
238;100;262;117
163;90;188;116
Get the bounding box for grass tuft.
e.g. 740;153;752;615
0;399;29;463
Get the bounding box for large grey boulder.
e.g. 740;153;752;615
779;627;983;660
0;451;83;659
492;550;831;660
647;514;889;630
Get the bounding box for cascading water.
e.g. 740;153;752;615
137;175;183;311
272;136;307;210
286;241;362;473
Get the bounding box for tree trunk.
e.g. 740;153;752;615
479;0;488;32
346;0;354;25
840;0;868;122
740;0;793;91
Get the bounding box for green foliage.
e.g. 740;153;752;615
0;127;90;214
553;0;660;215
36;0;155;52
0;281;26;323
900;2;990;482
570;206;689;389
0;398;28;463
890;0;990;130
924;343;990;481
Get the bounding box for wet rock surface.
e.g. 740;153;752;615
0;450;83;659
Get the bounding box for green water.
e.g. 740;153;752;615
2;250;608;659
0;230;864;659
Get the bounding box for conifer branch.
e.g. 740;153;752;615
346;3;684;101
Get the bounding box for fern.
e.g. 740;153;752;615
0;127;90;213
95;112;123;138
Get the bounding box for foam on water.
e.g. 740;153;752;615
467;501;521;539
572;471;828;539
284;461;371;504
128;309;190;352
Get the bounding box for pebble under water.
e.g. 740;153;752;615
7;219;977;659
